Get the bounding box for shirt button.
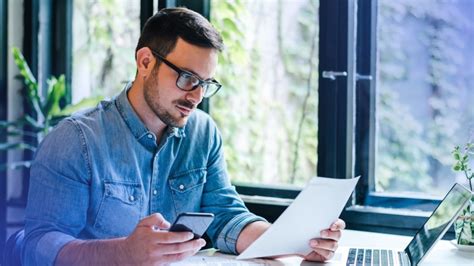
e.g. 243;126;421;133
153;189;158;195
129;195;135;201
179;184;185;190
147;134;153;139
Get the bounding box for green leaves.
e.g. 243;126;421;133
44;75;66;119
1;47;103;171
452;143;474;191
12;47;44;121
0;142;36;152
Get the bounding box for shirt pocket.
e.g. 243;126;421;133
93;180;143;238
169;168;207;214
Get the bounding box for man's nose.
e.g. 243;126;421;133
185;86;204;105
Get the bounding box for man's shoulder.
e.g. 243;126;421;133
68;98;122;131
69;98;115;123
47;98;118;140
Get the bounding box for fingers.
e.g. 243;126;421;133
138;213;171;230
304;249;335;262
320;228;342;241
150;230;195;244
157;238;206;255
305;219;345;262
126;215;204;265
319;218;345;241
310;239;339;252
158;239;205;264
331;219;346;231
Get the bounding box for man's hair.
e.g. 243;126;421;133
135;7;224;59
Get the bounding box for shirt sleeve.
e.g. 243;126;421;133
200;119;267;254
22;118;91;266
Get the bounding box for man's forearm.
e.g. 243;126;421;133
56;237;128;266
236;221;271;254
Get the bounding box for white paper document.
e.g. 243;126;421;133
237;176;360;260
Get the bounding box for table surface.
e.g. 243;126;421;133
171;229;474;265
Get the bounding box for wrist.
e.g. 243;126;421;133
113;237;131;265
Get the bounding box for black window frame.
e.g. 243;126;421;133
203;0;452;238
345;0;446;237
207;0;359;223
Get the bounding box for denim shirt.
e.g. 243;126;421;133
22;84;265;265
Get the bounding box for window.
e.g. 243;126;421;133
210;0;319;186
375;0;474;197
72;0;140;103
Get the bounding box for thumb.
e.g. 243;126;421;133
138;213;171;230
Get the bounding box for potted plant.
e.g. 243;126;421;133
452;142;474;246
0;47;103;170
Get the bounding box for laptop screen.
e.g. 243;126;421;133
405;183;471;265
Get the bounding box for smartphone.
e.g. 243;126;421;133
169;212;214;239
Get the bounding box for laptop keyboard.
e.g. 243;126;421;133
346;248;395;266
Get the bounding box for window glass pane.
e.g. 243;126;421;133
210;0;319;186
376;0;474;196
72;0;140;103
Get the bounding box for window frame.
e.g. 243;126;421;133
222;0;356;209
210;0;357;225
209;0;453;238
352;0;445;210
348;0;450;237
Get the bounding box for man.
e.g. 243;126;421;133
22;7;345;265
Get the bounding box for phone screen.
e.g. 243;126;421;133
169;212;214;239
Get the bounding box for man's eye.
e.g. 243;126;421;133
181;73;196;82
188;76;200;85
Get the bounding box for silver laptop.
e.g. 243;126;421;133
342;183;472;266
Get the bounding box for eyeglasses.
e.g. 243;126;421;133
150;49;222;98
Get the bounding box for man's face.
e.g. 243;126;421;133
143;38;218;128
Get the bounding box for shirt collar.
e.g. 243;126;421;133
115;82;186;142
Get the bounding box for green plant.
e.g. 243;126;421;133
0;47;103;170
452;142;474;245
452;142;474;192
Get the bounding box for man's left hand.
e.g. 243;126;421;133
304;219;346;262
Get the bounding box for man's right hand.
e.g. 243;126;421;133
121;213;206;265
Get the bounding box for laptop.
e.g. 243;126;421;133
335;183;472;266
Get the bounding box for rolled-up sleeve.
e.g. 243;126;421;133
201;121;266;254
214;212;266;254
22;119;90;266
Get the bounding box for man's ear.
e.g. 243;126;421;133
136;47;155;79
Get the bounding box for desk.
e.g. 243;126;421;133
172;230;474;265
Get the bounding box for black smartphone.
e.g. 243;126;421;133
169;212;214;239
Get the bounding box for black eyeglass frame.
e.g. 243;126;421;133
150;49;222;98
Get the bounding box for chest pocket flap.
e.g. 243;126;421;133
104;181;142;205
169;168;207;193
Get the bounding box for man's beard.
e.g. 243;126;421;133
143;73;194;128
